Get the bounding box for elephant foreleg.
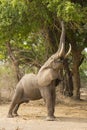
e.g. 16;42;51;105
51;89;56;117
40;87;55;121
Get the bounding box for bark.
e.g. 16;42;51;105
47;27;59;52
6;42;22;82
63;59;73;97
72;48;82;100
72;67;80;100
47;21;84;101
66;27;85;100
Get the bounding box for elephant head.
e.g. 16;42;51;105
37;21;71;87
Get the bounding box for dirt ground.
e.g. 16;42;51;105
0;100;87;130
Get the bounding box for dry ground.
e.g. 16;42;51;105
0;100;87;130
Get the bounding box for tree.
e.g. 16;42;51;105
0;0;87;100
41;0;87;100
0;0;47;80
80;50;87;82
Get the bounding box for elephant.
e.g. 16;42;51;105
7;21;71;121
7;76;61;120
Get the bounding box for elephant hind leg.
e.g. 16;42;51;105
12;104;20;117
13;98;29;117
7;88;23;118
7;95;18;118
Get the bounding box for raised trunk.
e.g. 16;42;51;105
58;21;65;55
47;21;65;54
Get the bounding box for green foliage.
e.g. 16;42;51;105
57;2;83;22
0;0;37;41
8;32;48;67
0;63;17;89
39;0;87;50
80;50;87;80
0;43;7;61
43;0;83;22
0;0;87;94
0;0;87;72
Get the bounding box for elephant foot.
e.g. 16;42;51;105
45;116;56;121
13;113;19;117
7;113;14;118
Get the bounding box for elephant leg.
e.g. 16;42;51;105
7;94;19;118
13;98;29;116
51;88;56;117
45;96;55;121
40;87;55;121
7;88;23;118
12;104;20;117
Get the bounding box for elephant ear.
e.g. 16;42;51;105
37;68;53;87
37;67;59;87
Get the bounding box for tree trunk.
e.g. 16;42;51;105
72;49;82;100
72;66;80;100
6;42;22;82
63;59;73;97
47;21;83;102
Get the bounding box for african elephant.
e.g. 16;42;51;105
7;76;61;120
7;21;71;121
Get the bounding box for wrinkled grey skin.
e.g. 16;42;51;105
7;74;60;120
7;21;71;121
7;63;62;121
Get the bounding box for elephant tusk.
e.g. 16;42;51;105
65;44;71;58
57;42;64;57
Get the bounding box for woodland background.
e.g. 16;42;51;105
0;0;87;103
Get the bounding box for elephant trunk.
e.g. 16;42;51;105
56;21;65;58
56;21;71;58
